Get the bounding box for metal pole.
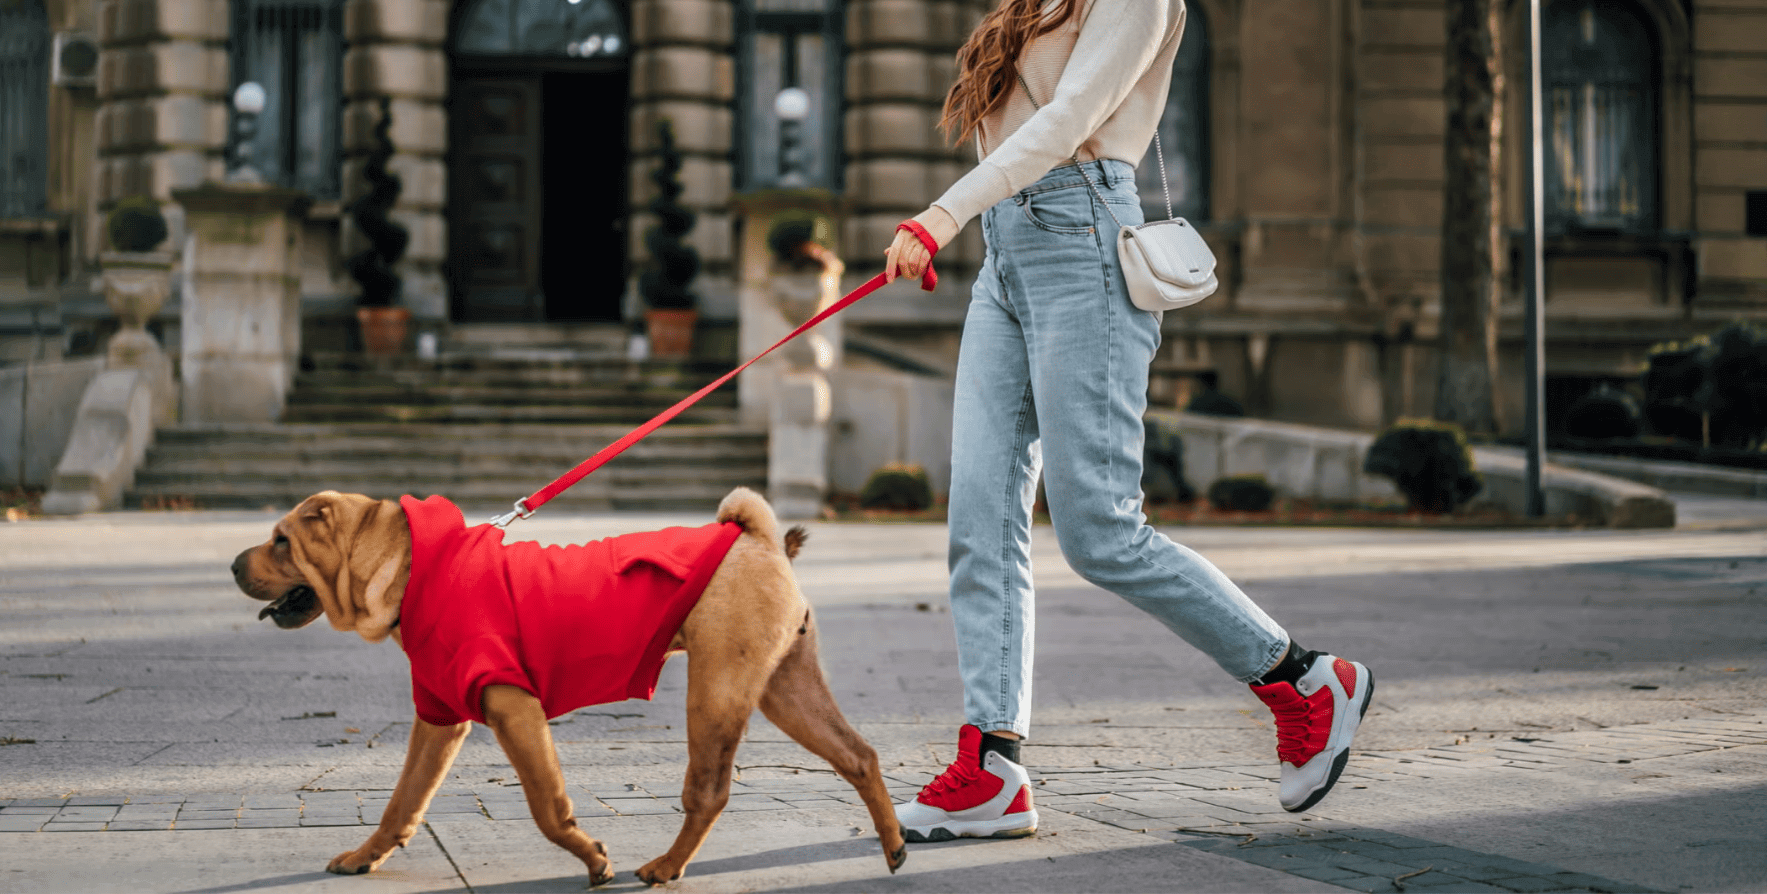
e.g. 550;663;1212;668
1522;0;1548;517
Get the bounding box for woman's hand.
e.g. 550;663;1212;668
884;207;960;284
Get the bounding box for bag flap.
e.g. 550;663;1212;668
1121;219;1216;288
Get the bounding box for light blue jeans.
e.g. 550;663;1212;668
949;159;1290;739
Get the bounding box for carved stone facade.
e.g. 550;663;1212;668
2;0;1764;434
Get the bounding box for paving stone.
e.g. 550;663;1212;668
107;820;175;831
174;820;237;830
1328;875;1401;893
65;795;128;806
0;816;47;832
235;816;303;829
242;795;302;809
423;812;485;823
42;822;109;832
298;816;361;827
1287;864;1372;882
1487;876;1574;893
9;798;67;808
1;806;66;815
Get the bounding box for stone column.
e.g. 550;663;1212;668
95;0;229;242
342;0;449;320
100;250;178;426
174;183;310;423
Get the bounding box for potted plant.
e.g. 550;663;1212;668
346;97;411;357
638;120;700;359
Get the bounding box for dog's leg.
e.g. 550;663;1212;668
481;684;616;887
328;715;469;875
635;641;780;886
759;622;909;874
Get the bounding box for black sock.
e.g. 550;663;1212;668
1256;642;1321;687
979;731;1022;767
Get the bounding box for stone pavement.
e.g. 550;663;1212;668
2;498;1764;893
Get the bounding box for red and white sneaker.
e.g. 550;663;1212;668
895;725;1037;842
1251;654;1374;812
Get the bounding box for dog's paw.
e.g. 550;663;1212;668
635;857;684;887
327;848;384;875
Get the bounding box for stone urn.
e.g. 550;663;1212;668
100;250;178;425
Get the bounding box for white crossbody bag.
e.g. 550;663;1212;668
1018;73;1219;312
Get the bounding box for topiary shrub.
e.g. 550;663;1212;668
859;463;933;511
1206;474;1275;512
345;96;408;308
1564;385;1643;441
1362;418;1483;513
107;196;168;253
638;120;699;310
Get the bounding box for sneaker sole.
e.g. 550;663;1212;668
1285;667;1376;814
902;812;1039;843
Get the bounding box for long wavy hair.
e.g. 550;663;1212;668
940;0;1082;147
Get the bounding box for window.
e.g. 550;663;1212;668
1543;0;1656;235
0;0;49;218
1138;3;1208;222
737;0;843;190
232;0;344;198
453;0;628;58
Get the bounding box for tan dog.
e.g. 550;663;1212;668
231;487;906;886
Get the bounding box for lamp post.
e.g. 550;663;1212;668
774;86;810;187
229;81;267;184
1522;0;1547;517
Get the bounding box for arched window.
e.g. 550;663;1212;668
1543;0;1656;235
0;0;49;218
1139;3;1208;222
232;0;345;198
737;0;843;190
453;0;629;58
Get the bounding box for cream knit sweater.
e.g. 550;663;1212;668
930;0;1189;234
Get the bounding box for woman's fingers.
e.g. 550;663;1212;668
885;231;928;282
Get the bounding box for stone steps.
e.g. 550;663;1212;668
125;349;769;513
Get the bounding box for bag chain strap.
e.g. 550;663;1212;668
1014;71;1174;230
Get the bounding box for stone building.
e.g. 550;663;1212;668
2;0;1765;442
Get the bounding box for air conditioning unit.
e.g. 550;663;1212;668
53;32;99;88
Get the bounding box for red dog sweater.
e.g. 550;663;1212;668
397;495;743;726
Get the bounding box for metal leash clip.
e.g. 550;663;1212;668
489;498;535;529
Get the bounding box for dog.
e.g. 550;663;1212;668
231;487;906;887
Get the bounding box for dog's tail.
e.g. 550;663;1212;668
715;487;808;561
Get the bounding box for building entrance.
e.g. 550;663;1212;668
447;0;630;323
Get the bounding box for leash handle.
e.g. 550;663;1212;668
495;223;939;526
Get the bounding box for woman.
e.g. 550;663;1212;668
882;0;1374;842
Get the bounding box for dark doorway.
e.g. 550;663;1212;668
445;0;632;323
541;70;628;321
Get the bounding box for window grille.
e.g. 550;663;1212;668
1139;4;1209;222
233;0;344;198
737;0;842;190
1542;0;1656;235
0;0;50;218
453;0;628;58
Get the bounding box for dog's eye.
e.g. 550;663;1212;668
274;534;289;548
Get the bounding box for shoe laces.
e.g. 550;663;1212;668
923;754;984;797
1267;693;1314;764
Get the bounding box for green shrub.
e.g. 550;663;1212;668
766;212;833;270
1141;416;1194;502
107;196;167;253
1185;387;1245;418
1564;385;1642;441
1362;418;1483;513
1642;322;1767;448
859;463;933;511
639;120;699;310
1206;474;1274;512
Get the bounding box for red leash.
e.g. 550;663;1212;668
491;221;940;527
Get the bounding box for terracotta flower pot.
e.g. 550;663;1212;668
356;306;412;357
645;308;699;360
